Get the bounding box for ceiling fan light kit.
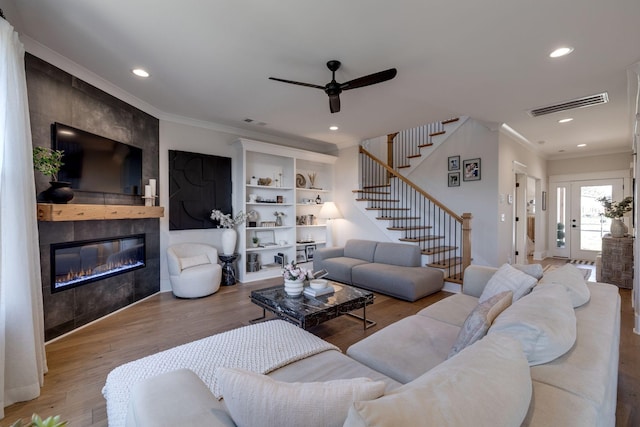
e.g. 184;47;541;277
269;60;397;113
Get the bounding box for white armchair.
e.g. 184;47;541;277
167;243;222;298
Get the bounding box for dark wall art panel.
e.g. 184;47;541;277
169;150;232;230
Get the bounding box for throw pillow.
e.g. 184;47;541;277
488;283;576;366
512;263;544;280
478;263;538;304
538;263;590;307
217;367;385;427
343;334;532;427
448;290;512;358
179;254;211;270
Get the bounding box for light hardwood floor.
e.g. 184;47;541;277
3;262;639;427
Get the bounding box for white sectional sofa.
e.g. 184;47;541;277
116;264;621;427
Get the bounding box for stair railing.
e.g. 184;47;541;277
358;146;472;282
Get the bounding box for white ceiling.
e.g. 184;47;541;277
4;0;640;158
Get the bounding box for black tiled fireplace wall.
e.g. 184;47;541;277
25;54;160;341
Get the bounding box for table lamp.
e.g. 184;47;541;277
318;201;342;247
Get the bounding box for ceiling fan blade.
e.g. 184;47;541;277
329;94;341;113
341;68;397;91
268;77;325;90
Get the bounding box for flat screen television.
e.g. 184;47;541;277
52;123;143;195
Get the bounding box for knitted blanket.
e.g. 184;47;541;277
102;320;339;427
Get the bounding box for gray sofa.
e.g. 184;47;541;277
313;239;444;301
117;264;621;427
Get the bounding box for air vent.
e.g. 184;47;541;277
243;118;267;126
528;92;609;117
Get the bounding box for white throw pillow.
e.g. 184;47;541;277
512;263;544;280
489;283;576;366
179;254;210;270
478;263;538;304
343;334;532;427
538;263;590;307
217;367;385;427
448;290;512;358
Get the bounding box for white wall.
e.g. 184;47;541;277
498;132;548;263
403;119;500;266
548;152;632;176
158;121;240;291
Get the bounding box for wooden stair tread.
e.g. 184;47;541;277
429;130;446;137
376;216;420;220
441;117;460;124
366;207;409;211
397;165;410;169
352;190;391;194
399;235;443;242
446;274;464;284
418;143;433;148
362;184;391;189
387;225;432;231
428;257;462;268
422;245;457;255
356;198;399;202
407;154;421;159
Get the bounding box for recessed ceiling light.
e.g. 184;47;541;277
549;47;574;58
329;126;339;131
132;68;150;78
577;143;587;147
558;118;574;123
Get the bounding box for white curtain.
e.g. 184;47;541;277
0;18;47;419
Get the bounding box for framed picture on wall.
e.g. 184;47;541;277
448;172;460;187
448;155;460;171
305;244;317;261
463;158;481;181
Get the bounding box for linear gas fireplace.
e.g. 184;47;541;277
51;234;146;293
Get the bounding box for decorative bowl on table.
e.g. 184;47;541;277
310;279;328;290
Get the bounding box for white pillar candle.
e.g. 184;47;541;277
149;179;156;198
144;185;151;198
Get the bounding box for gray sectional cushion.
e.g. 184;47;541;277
373;242;421;267
319;257;370;284
351;263;443;302
347;315;459;383
343;239;378;262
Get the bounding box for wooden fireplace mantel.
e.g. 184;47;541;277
37;203;164;222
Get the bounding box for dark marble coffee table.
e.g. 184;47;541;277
250;282;375;330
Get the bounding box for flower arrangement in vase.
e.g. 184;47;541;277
210;209;249;254
282;261;313;296
274;211;285;226
597;196;633;237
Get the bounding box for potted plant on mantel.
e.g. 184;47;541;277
597;196;633;237
33;146;74;204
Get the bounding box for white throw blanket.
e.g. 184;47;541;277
102;320;339;427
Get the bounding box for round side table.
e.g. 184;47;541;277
218;253;240;286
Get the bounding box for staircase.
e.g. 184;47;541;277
355;120;472;285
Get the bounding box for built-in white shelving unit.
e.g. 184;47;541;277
235;139;336;282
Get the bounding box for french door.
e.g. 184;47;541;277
550;179;624;260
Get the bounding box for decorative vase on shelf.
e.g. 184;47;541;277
44;181;74;204
284;278;305;297
610;218;628;238
221;228;237;254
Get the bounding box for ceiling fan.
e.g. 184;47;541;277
269;60;397;113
